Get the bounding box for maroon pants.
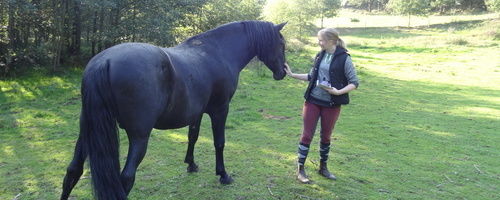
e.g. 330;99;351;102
300;101;341;145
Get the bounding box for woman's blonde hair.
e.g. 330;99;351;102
318;28;347;50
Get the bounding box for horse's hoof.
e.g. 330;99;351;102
187;164;199;173
219;174;234;184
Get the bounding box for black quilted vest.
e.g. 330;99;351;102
304;47;350;106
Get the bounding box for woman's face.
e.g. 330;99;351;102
317;33;336;52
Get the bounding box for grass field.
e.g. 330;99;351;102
325;9;499;28
1;14;499;199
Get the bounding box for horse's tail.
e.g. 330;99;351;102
81;60;126;199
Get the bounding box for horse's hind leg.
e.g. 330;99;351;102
60;134;87;200
184;115;203;172
120;128;152;196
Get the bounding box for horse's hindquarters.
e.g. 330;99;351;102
102;43;171;131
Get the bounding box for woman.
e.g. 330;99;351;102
285;28;359;184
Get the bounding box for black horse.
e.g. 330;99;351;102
60;21;287;199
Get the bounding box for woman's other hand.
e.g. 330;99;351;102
320;84;342;95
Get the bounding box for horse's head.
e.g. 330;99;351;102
255;22;287;80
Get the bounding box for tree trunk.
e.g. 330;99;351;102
32;0;42;47
23;21;31;49
91;11;97;56
70;0;81;57
86;25;90;44
53;1;63;71
408;13;411;27
97;8;104;52
53;35;62;71
111;1;120;45
7;1;17;51
62;0;69;63
132;5;137;42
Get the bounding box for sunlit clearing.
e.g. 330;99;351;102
428;130;456;137
454;106;500;120
2;146;14;156
260;147;295;162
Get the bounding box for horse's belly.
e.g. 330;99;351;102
154;121;187;130
153;112;198;130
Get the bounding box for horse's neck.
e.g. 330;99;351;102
212;31;256;72
186;27;256;73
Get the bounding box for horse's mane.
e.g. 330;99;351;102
241;21;283;62
183;21;283;61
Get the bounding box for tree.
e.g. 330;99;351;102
262;0;341;40
263;0;311;40
348;0;389;12
485;0;500;11
313;0;341;28
387;0;431;27
430;0;455;14
175;0;263;41
456;0;487;11
68;0;81;58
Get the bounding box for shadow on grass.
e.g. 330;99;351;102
338;27;426;39
349;43;442;54
425;19;488;32
336;19;496;40
305;24;426;39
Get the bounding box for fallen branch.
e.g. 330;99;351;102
473;164;483;174
267;186;274;196
296;194;318;200
444;174;454;183
378;188;390;193
309;160;318;167
12;193;22;200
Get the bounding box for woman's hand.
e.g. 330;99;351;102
284;63;309;81
319;84;342;95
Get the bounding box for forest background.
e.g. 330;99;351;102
1;0;499;76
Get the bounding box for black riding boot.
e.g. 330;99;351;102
296;143;310;183
319;142;336;180
318;161;337;180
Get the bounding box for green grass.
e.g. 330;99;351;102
1;17;499;199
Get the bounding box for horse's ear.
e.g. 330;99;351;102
275;22;287;31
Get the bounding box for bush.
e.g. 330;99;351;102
285;38;308;53
447;38;469;45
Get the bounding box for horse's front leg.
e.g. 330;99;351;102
184;115;203;172
209;106;234;184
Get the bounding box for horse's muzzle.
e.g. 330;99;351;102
273;70;286;80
